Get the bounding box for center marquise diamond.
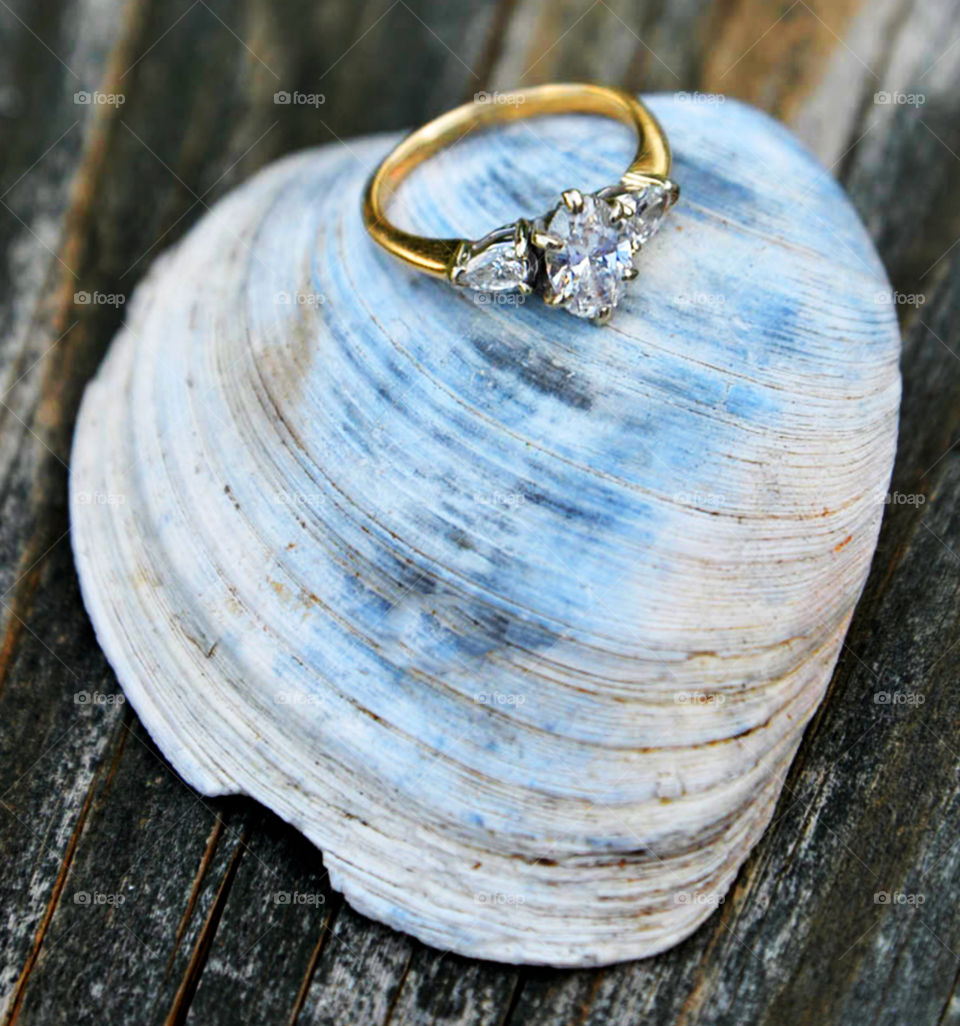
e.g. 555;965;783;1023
541;194;635;320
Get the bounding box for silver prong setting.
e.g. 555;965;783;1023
592;306;613;326
607;198;628;223
532;230;564;251
449;241;471;287
514;219;530;259
561;188;584;213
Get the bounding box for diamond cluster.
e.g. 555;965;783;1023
450;179;676;322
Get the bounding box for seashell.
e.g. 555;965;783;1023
70;95;901;967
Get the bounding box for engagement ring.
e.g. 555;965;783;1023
362;83;679;324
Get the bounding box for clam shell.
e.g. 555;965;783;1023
70;95;901;966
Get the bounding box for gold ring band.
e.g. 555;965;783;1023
362;83;678;324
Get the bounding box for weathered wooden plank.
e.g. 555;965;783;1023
380;953;519;1026
0;0;142;1016
10;709;237;1025
179;809;338;1026
294;908;416;1025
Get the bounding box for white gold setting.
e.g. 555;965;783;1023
450;175;679;323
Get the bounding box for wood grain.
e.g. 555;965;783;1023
1;0;959;1022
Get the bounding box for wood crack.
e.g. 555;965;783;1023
2;750;106;1026
497;973;527;1026
162;828;249;1026
379;947;416;1026
285;892;345;1026
164;819;226;979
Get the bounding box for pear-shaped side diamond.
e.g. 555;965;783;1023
457;236;535;293
624;182;669;252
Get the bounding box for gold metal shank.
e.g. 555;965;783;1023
362;83;672;278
